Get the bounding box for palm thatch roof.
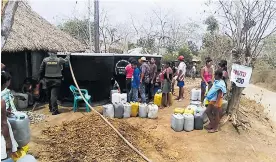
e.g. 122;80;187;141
2;2;86;52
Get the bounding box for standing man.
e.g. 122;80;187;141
139;57;150;103
125;57;135;102
39;51;71;115
149;58;157;101
176;56;186;101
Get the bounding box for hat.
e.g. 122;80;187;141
140;57;147;61
178;55;184;61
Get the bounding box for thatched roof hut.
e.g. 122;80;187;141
2;2;86;52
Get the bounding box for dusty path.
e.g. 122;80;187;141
29;79;276;162
243;84;276;122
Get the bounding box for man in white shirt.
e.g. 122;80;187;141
176;56;186;101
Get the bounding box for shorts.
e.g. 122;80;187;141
201;81;213;91
177;81;185;88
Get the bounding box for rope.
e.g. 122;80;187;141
68;61;152;162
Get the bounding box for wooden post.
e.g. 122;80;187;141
94;0;100;53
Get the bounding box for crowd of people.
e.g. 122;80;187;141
123;55;229;133
1;54;229;159
124;55;187;108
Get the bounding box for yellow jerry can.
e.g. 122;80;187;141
168;92;173;106
184;107;194;115
11;145;29;161
174;108;185;114
130;102;139;117
154;93;162;107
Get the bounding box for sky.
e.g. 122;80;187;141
28;0;212;26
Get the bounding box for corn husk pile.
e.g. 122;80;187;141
37;113;145;162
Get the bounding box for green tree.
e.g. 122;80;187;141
162;52;178;63
204;15;219;34
58;18;93;46
178;46;193;62
187;41;199;55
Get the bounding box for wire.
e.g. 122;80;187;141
68;61;152;162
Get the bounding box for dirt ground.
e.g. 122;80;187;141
28;78;276;162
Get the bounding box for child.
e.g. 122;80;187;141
154;69;162;95
205;69;226;133
130;60;140;102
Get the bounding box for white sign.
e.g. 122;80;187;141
230;64;252;87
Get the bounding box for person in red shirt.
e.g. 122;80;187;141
125;57;135;102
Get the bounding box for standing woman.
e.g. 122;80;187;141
201;58;214;103
161;62;173;108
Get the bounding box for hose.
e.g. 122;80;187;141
68;61;152;162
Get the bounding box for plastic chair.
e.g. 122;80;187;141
69;85;91;112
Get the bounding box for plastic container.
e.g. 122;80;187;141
183;114;194;132
123;103;131;118
201;106;208;123
120;93;127;104
171;114;184;132
8;112;30;148
130;102;139;117
13;93;28;110
186;105;197;114
184;107;194;115
168;92;173;105
191;88;201;101
17;154;37;162
103;104;114;118
111;93;121;104
190;101;201;107
113;102;124;118
139;103;148;118
110;90;119;101
147;104;158;119
221;100;228;115
174;108;185;114
154;93;162;107
194;111;204;130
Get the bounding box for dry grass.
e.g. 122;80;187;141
251;70;276;92
251;60;276;92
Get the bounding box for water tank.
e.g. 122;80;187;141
103;104;114;118
113;102;124;118
171;114;184;132
147;104;158;119
191;88;201;101
8;112;30;148
123;102;131;118
183;114;194;132
139;103;148;118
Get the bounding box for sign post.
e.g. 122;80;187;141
230;64;252;87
